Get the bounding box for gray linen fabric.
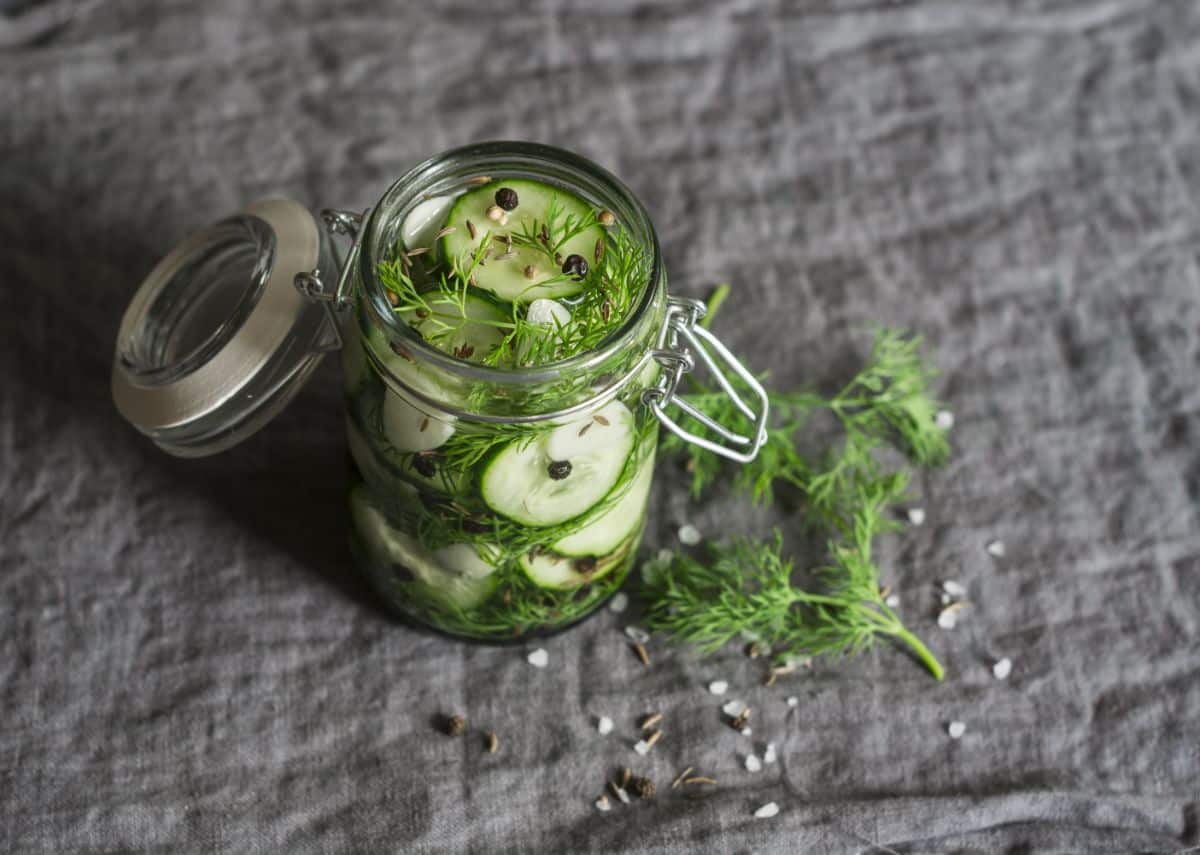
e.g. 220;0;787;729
2;1;1198;852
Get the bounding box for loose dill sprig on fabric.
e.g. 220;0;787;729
641;504;944;680
662;328;949;513
647;322;951;679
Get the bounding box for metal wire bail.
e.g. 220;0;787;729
292;208;366;353
643;297;769;463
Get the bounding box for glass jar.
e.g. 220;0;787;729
112;141;767;641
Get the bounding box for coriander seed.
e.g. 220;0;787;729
486;204;505;223
631;776;655;799
598;209;616;227
445;714;466;737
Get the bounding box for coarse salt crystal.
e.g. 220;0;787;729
786;697;799;707
608;592;629;613
937;609;958;630
754;802;780;819
764;743;777;764
614;786;631;805
907;507;926;526
597;716;614;735
708;680;729;696
624;625;650;644
527;648;549;668
943;580;967;597
986;540;1006;558
678;524;702;546
948;721;966;739
935;410;955;430
722;700;747;717
595;795;611;812
885;593;901;608
940;593;952;606
992;657;1012;680
740;727;752;737
744;754;762;772
634;739;652;756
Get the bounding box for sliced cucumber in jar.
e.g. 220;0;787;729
552;448;655;557
400;291;508;363
350;486;499;610
479;401;636;527
382;392;456;453
519;535;635;590
346;415;419;499
342;316;368;393
439;178;604;303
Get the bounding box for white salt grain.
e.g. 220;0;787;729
885;593;901;608
907;507;926;526
754;802;780;819
943;580;967;597
764;743;777;764
948;721;966;739
786;697;799;707
940;592;952;606
935;410;955;430
608;592;629;613
744;754;762;772
992;657;1013;680
527;648;549;668
595;795;611;812
634;739;652;756
678;524;702;546
740;727;752;737
614;786;631;805
597;716;614;735
722;699;747;717
986;540;1006;558
708;680;729;696
937;609;958;630
624;625;650;644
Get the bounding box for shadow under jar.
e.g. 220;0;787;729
112;142;768;642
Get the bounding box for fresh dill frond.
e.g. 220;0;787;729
648;324;950;679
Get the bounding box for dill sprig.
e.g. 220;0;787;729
647;325;950;679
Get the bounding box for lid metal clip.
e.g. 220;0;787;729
292;208;366;353
643;296;769;463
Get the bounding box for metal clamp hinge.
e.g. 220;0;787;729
293;208;366;353
642;296;769;463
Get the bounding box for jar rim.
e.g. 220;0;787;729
357;141;663;387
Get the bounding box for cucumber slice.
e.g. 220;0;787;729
519;536;635;590
479;401;636;527
346;415;419;500
382;391;456;453
439;178;603;303
400;291;507;362
350;486;498;609
553;448;655;557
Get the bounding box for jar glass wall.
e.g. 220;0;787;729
342;143;666;641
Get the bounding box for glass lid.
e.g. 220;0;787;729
111;199;337;457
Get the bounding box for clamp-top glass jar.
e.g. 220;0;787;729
112;142;767;641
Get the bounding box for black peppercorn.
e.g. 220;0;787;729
561;254;589;279
547;460;572;480
412;455;438;479
494;187;519;211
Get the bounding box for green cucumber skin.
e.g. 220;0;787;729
552;448;656;557
439;179;603;303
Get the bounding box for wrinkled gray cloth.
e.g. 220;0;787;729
2;1;1198;852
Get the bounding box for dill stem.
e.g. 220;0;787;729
892;626;944;681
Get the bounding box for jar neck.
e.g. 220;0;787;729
353;142;666;421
